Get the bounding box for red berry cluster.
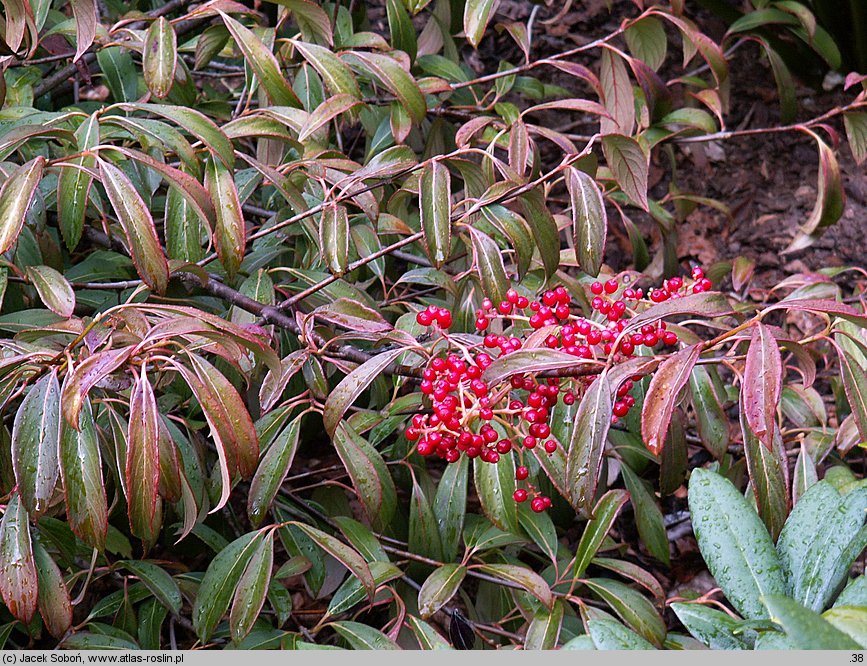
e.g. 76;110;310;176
409;269;710;512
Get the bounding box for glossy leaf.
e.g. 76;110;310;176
26;265;75;318
70;0;97;61
330;621;401;649
474;563;553;609
319;203;349;276
573;489;629;579
33;540;72;638
0;495;37;623
566;372;612;511
583;578;666;646
518;188;560;280
59;397;107;550
587;617;656;649
670;602;749;650
566;166;607;276
641;344;701;455
248;415;302;526
601;134;649;211
420;160;452;268
418;564;465;619
12;370;61;517
468;227;509;309
0;156;45;256
205;156;246;278
740;403;789;541
764;595;860;649
433;455;467;562
119;560;182;615
524;600;564;650
688;468;786;619
464;0;499;48
127;371;161;541
621;465;669;565
230;531;274;642
98;158;169;293
743;323;782;451
57;114;98;251
143;17;177;98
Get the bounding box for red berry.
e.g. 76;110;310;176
516;466;529;480
445;449;460;463
417;311;432;326
498;301;512;315
613;401;629;417
405;427;419;441
516;296;529;309
496;439;512;454
417;441;434;456
563;392;575;405
513;489;528;503
604;279;618;294
476;316;489;331
663;331;679;345
523;436;537;449
542;291;557;307
544;440;557;453
531;497;546;513
506;288;519;304
590;282;603;295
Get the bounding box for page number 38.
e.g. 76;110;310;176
852;654;864;662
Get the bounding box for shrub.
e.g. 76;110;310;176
0;0;864;650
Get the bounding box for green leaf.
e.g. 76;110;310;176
26;265;75;318
518;188;560;280
143;17;177;98
330;621;401;649
786;135;845;251
566;371;612;512
625;16;667;70
33;539;72;638
126;371;161;542
230;531;274;643
573;489;629;579
621;465;669;565
420;160;452;268
327;561;401;616
418;564;466;619
407;615;452;650
473;451;518;534
59;397;107;550
219;11;300;107
137;598;168;649
409;472;444;562
517;501;559;565
823;606;867;648
776;480;867;611
844;112;867;166
482;349;598;388
248;415;302;526
0;495;37;623
332;422;397;531
583;578;666;646
838;348;867;442
670;602;749;650
192;530;263;642
324;348;406;437
468;227;509;308
763;594;860;649
205;156;246;278
689;365;728;459
433;455;467;562
566;166;607;276
587;617;656;649
291;41;361;100
386;0;416;61
740;403;789;541
480;204;533;279
688;468;786;619
524;600;564;649
464;0;498;48
119;560;182;615
12;370;60;517
291;522;375;599
601;134;649;211
62;632;139;650
57;114;98;250
98;158;169;293
319;202;349;276
342;51;425;123
474;563;553;609
0;156;44;255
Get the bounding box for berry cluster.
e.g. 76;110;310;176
410;270;710;511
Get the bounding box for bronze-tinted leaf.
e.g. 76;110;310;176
0;156;44;256
420;160;452;268
641;344;701;455
566;372;612;512
205;156;246;278
601;134;649;211
319;202;349;276
566;166;607;276
0;495;37;624
143;17;177;98
127;370;161;540
743;323;782;451
33;540;72;638
26;265;75;318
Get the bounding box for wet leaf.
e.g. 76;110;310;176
33;540;72;638
248;415;302;526
420;160;452;268
469;227;509;308
566;167;607;276
230;531;274;642
0;495;37;624
119;560;182;615
641;344;701;455
743;323;782;451
127;371;161;541
205;156;246;278
319;202;349;276
601;134;648;211
566;372;612;512
143;17;177;98
573;489;629;579
26;265;75;318
418;564;465;619
474;563;553;609
464;0;499;48
0;156;44;255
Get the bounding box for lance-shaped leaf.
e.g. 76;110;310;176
464;0;500;48
33;540;72;638
566;371;612;512
333;422;398;531
319;202;349;276
474;563;553;609
58;114;98;250
573;489;629;579
342;51;426;123
330;621;401;649
70;0;97;61
602;134;648;211
420;161;452;268
844;112;867;166
837;348;867;442
172;354;259;511
324;347;406;437
259;350;309;413
624;291;732;333
230;531;274;643
566;167;607;276
483;349;597;387
192;530;263;642
290;522;375;599
519;188;560;280
469;227;508;308
0;156;44;255
764;595;860;649
117;103;235;169
584;578;666;646
688;468;786;620
743;323;782;451
119;560;182;615
59;397;107;550
127;371;161;540
247;415;302;526
481;204;533;279
205;156;245;278
62;347;134;429
143;17;177;98
433;455;467;563
98;159;169;293
525;600;564;650
600;48;635;135
26;265;75;318
219;11;300;107
418;564;465;619
787;135;845;251
641;343;701;455
740;404;789;541
0;495;37;624
298;93;361;142
12;370;60;517
290;41;361;99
